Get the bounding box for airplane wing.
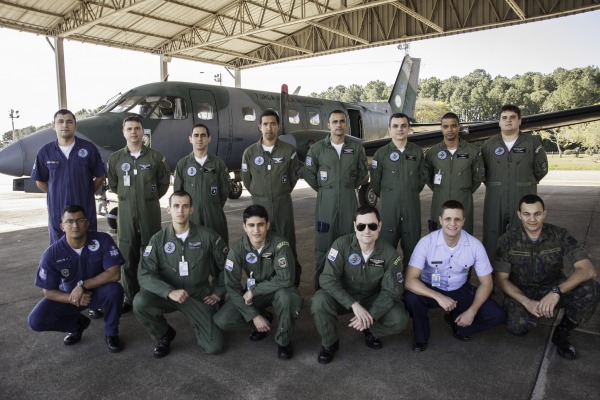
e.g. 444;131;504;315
362;104;600;156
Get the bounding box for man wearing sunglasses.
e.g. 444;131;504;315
312;205;407;364
495;194;599;360
28;205;125;353
404;200;505;352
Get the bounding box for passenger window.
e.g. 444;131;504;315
243;107;256;122
196;102;214;120
309;112;320;126
288;109;300;125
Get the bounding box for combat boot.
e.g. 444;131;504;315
551;314;578;360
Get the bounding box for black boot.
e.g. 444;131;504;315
551;314;578;360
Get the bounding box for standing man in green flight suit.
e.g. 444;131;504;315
134;190;228;358
304;110;369;289
107;116;171;314
480;104;548;258
241;110;302;286
174;123;230;244
213;204;302;360
424;112;483;234
370;113;426;268
311;205;407;364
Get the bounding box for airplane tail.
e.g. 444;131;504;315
388;54;420;119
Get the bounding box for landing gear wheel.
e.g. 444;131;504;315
358;184;378;207
107;207;118;230
229;181;243;199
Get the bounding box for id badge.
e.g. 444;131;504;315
246;277;256;291
123;173;131;187
179;257;189;276
434;172;442;185
432;273;441;287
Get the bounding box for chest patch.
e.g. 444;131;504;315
405;154;416;161
437;151;447;160
164;242;176;254
343;148;355;155
348;253;362;266
87;239;100;252
254;156;264;166
456;153;469;159
78;149;88;158
187;166;197;176
512;147;526;154
121;162;131;172
273;157;284;164
389;152;400;162
246;252;258;264
494;147;505;156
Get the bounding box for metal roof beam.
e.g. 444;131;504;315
161;0;397;55
306;20;370;45
390;1;444;33
52;0;151;37
505;0;526;20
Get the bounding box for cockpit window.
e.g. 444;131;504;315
107;95;187;120
108;96;143;113
309;111;320;126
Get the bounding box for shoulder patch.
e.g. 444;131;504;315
393;256;402;266
371;160;378;169
276;241;289;250
327;248;338;262
278;257;288;268
225;259;234;271
396;271;404;284
305;156;312;167
241;162;248;172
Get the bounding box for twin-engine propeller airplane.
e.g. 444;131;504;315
1;54;599;220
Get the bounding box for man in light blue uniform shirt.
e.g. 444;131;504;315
404;200;504;352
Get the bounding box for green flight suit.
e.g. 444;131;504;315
241;139;302;285
370;141;426;266
213;232;301;346
134;222;228;354
304;136;369;288
494;223;600;334
174;152;230;243
480;133;548;258
311;234;407;347
107;145;171;304
423;139;483;234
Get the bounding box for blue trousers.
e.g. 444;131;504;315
404;282;505;343
28;282;124;336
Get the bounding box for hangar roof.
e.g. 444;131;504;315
1;0;599;69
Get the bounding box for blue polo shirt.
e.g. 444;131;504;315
409;229;492;291
31;136;106;242
35;231;125;293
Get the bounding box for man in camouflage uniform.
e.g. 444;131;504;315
311;205;407;364
304;110;369;289
213;204;301;360
495;194;599;360
370;113;426;267
174;123;230;243
107;116;171;313
241;110;302;286
481;104;548;258
423;112;483;234
134;190;228;358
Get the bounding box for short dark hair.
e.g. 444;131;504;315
328;109;347;121
519;194;545;211
54;109;76;124
389;113;410;127
440;200;464;216
441;112;460;124
169;190;193;207
61;205;86;219
259;110;280;125
353;205;381;222
123;115;143;128
243;204;269;224
191;123;210;137
500;104;521;119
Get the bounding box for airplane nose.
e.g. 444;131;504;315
0;141;25;176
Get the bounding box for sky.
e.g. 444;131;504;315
0;9;599;135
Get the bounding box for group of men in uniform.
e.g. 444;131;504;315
27;105;598;362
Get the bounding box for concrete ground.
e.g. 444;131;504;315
0;171;598;400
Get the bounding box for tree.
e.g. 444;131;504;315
414;98;451;123
364;80;391;102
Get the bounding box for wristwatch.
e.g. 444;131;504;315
77;280;88;291
550;286;562;296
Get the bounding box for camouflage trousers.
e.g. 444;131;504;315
504;279;600;334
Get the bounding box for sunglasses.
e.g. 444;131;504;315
356;223;378;232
